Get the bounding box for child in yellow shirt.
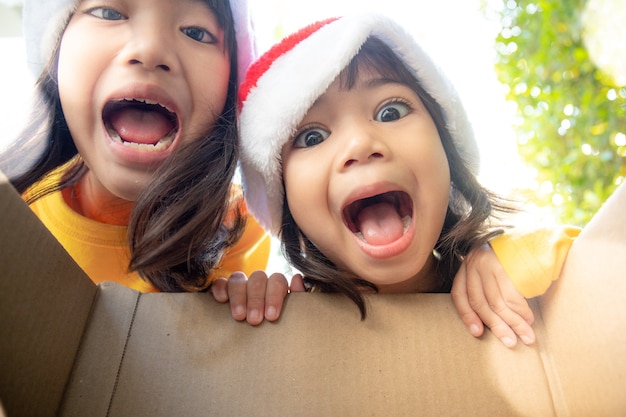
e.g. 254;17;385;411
1;0;269;292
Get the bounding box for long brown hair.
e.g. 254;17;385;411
280;37;514;318
0;0;245;292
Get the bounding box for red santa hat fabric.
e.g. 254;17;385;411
238;13;479;236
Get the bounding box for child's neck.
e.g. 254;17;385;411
62;174;133;226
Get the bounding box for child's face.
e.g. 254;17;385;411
281;69;451;293
57;0;231;201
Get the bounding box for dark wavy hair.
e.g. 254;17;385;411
279;37;514;318
0;0;245;292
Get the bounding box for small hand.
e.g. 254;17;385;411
211;271;305;325
451;244;535;348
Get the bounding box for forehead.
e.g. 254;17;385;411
310;66;411;109
338;38;417;89
305;68;382;112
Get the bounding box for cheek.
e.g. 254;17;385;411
57;22;91;92
436;152;451;192
190;57;231;128
433;154;452;230
57;43;78;108
283;159;308;222
432;150;452;209
422;135;450;183
413;139;451;216
57;33;99;127
282;154;324;235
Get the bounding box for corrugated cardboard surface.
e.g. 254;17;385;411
63;289;554;417
58;284;141;417
1;170;625;417
538;183;626;416
0;172;96;417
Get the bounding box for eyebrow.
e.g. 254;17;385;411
362;76;405;89
311;76;405;109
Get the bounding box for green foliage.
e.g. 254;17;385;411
491;0;626;226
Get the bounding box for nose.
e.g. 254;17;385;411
337;122;389;171
122;21;178;72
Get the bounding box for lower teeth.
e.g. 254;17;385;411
402;215;411;232
110;131;175;151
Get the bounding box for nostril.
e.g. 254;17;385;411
128;60;170;71
370;152;383;159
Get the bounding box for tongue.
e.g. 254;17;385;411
356;202;404;245
109;107;173;144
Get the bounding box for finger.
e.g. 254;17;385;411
492;274;536;345
476;276;528;348
497;274;535;326
462;245;524;347
464;270;517;347
245;270;268;326
227;272;248;321
264;273;289;321
504;317;535;345
210;277;229;303
451;263;485;338
289;274;306;293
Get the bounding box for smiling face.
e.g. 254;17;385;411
57;0;231;203
281;66;451;293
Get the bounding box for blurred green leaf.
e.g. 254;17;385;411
488;0;626;226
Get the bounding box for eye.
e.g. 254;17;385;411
181;27;218;44
375;100;410;122
86;7;125;21
292;127;330;148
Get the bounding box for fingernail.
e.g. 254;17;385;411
521;335;535;345
234;305;245;318
470;324;480;336
248;309;260;323
266;306;277;320
501;337;515;348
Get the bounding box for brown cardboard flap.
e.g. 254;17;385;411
539;182;626;416
2;168;625;417
0;171;97;417
58;283;141;417
60;290;555;417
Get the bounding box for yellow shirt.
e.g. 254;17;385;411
26;171;270;292
490;225;581;298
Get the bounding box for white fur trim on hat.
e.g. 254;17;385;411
22;0;257;81
23;0;77;75
238;13;479;236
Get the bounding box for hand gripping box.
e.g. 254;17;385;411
1;170;625;417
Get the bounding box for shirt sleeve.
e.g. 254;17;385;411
489;225;581;298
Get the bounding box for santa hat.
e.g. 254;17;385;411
22;0;257;83
238;13;479;236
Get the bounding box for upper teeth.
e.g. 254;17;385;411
120;98;174;114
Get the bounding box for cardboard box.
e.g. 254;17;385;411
1;169;625;417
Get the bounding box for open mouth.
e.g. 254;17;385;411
103;98;179;151
343;191;413;246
